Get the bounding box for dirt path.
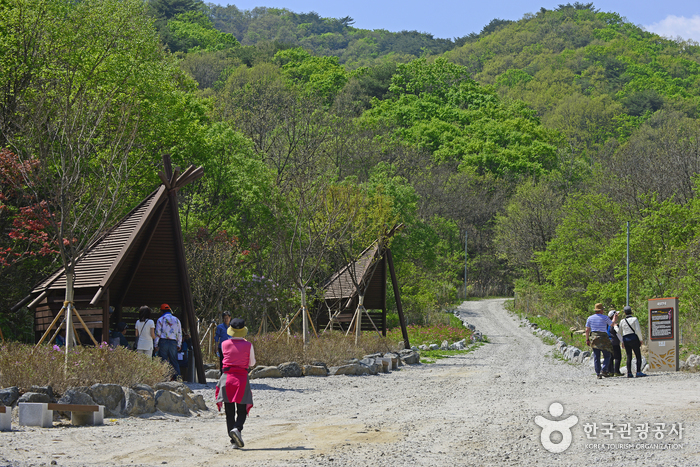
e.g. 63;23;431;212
2;299;699;466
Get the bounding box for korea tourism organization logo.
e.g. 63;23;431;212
535;403;685;454
535;402;578;453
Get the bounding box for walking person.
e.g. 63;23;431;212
585;303;617;379
215;318;255;449
215;311;232;372
618;305;647;378
154;304;183;380
605;309;623;376
135;306;156;358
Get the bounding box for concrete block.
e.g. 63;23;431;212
71;405;104;426
0;408;11;431
19;402;53;428
381;358;391;373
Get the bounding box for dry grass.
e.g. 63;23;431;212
0;342;171;394
249;331;400;367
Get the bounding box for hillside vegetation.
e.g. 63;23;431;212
2;1;700;356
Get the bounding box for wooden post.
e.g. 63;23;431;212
164;155;206;384
386;249;410;350
101;289;110;344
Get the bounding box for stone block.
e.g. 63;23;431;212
71;406;103;426
19;402;53;428
0;407;11;431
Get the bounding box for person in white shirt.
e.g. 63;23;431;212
135;305;156;358
616;305;646;377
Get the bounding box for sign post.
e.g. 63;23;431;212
647;297;679;371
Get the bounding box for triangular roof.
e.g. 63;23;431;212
31;186;171;305
324;242;381;305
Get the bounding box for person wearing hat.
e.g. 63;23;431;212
617;305;646;378
215;318;256;449
215;311;232;372
604;309;623;376
154;304;183;380
585;303;617;379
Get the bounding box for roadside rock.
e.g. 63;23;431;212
155;390;188;415
155;382;192;394
205;369;220;379
124;388;156;416
88;383;126;417
249;366;283;379
278;362;303;378
302;365;328;376
0;387;20;407
18;392;51;404
329;363;372;376
399;349;420;365
28;386;55;402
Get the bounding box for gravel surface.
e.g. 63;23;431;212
2;298;698;466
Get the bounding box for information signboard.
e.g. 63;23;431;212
650;307;674;340
647;298;679;371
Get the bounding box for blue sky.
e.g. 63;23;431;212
207;1;700;43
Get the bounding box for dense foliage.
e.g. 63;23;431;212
2;1;700;356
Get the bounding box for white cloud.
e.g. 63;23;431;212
644;15;700;43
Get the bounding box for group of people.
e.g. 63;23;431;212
585;303;646;379
108;304;191;380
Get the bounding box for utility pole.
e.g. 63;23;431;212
626;221;630;306
464;230;468;299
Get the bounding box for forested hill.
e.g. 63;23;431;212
204;4;457;67
445;5;700;156
3;0;700;356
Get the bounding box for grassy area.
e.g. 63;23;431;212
420;342;484;364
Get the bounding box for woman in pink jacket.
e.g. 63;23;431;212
215;318;256;448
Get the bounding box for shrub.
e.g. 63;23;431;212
249;331;399;367
0;342;171;394
387;323;472;347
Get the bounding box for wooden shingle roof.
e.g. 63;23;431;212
32;186;168;303
324;243;381;303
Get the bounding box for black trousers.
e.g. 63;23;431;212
625;341;642;374
225;402;247;433
605;344;622;374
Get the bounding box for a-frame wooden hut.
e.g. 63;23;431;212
14;156;206;382
318;230;410;349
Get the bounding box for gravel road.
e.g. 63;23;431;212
2;298;698;466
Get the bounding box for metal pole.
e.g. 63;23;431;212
464;230;468;299
626;221;630;307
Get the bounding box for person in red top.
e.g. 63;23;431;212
215;318;256;449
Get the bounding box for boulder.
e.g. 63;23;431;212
278;362;303;378
428;344;439;351
18;392;51;404
329;363;371;376
155;390;188;415
399;349;420;365
155;382;192;394
131;384;155;398
418;344;428;351
182;391;196;411
363;353;382;359
124;388;155;416
310;361;329;372
205;369;221;379
56;389;97;419
302;365;328;377
249;366;283;379
192;394;208;411
359;359;380;375
29;386;55;402
88;384;126;417
686;354;700;370
0;387;20;407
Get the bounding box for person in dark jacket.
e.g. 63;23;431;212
109;322;129;348
604;310;623;376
